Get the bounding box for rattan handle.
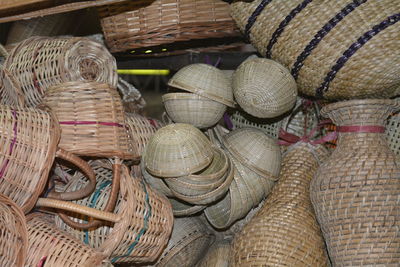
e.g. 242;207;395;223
57;162;121;230
47;149;96;201
36;198;120;223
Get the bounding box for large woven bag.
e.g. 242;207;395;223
0;105;96;213
230;0;400;99
50;162;174;264
0;194;28;267
97;0;240;53
4;36;117;107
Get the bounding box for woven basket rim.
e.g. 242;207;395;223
321;99;400;117
162;92;215;102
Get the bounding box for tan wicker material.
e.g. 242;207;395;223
197;239;231;267
144;123;214;178
0;105;96;213
141;160;173;198
230;0;400;100
54;163;174;264
0;67;25;106
222;127;281;180
311;99;400;266
125;113;158;159
149;216;215;267
169;198;206;217
26;213;108;267
0;194;28;267
97;0;239;53
385;106;400;155
168;64;235;107
42;81;134;159
232;58;297;118
162;92;226;129
4;36;117;107
118;77;146;114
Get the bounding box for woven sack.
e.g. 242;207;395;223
232;143;329;266
97;0;239;53
0;67;24;107
0;194;28;267
52;162;174;264
311;99;400;266
0;104;97;213
4;36;117;107
230;0;400;100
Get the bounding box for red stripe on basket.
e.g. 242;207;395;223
336;125;385;133
59;121;123;127
0;110;18;179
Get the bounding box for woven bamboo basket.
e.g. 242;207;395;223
148;216;214;267
125;113;159;159
97;0;239;53
196;239;231;267
0;67;24;107
53;163;174;264
4;36;117;107
42;81;133;160
230;0;400;100
232;57;297;118
0;194;28;267
168;64;235;107
169;198;206;217
26;214;108;267
163;92;226;129
0;105;97;213
231;143;329;266
385;107;400;155
141;160;173;197
144;123;214;178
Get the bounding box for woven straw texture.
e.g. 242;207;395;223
0;194;28;267
385;106;400;155
118;78;146;114
0;105;60;213
311;99;400;266
230;0;400;100
55;162;173;264
169;198;206;217
4;36;117;107
26;214;107;267
43;81;133;159
168;64;235;107
163;92;226;129
232;143;329;266
141;160;174;198
97;0;239;53
125;113;159;159
149;216;214;267
0;67;24;107
232;57;297;118
197;239;231;267
144;123;214;177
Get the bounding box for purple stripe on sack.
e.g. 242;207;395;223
0;110;18;179
59;121;123;127
244;0;274;41
291;0;367;79
316;13;400;98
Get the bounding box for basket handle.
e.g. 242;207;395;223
56;161;121;230
47;149;96;201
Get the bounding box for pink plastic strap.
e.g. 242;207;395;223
59;121;123;127
336;125;385;133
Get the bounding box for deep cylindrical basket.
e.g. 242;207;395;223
97;0;240;53
0;194;28;267
230;0;400;99
43;81;134;159
4;36;117;107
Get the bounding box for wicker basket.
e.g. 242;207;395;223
4;36;117;107
169;198;206;217
97;0;240;53
231;143;329;266
0;105;96;213
163;92;226;129
42;81;133;159
0;67;24;107
26;214;108;267
385;107;400;156
197;239;231;267
118;77;146;114
52;163;174;264
232;57;297;118
0;194;28;267
168;64;235;107
230;0;400;100
144;123;214;177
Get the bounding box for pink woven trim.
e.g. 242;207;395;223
336;125;385;133
59;121;123;127
0;110;18;179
